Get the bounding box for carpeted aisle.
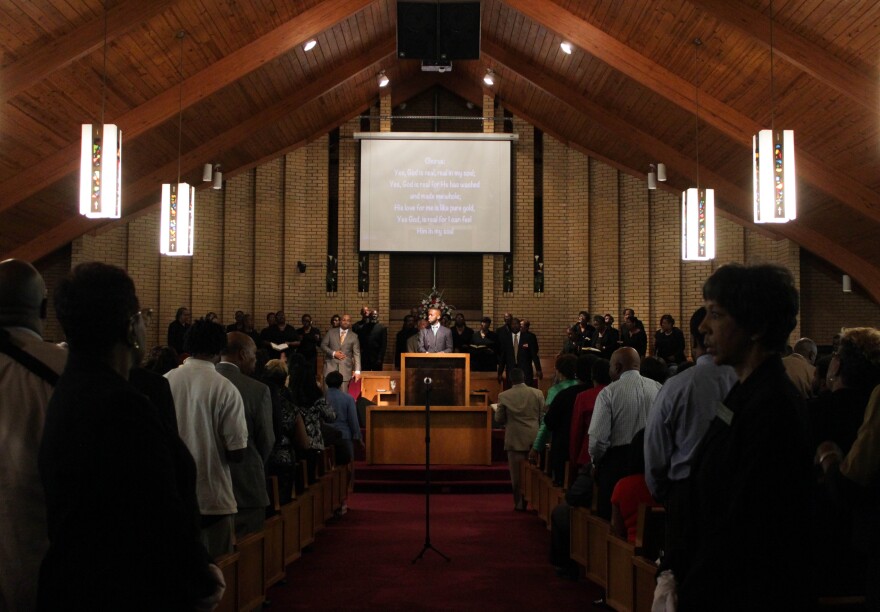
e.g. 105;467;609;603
268;492;605;611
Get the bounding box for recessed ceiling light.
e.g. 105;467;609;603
378;71;390;88
303;39;317;52
483;69;495;86
560;42;573;55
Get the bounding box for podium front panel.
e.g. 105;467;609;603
400;353;470;406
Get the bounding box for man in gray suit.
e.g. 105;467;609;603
216;332;275;536
419;306;453;353
494;367;543;511
320;313;361;392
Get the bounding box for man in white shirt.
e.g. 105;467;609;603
782;337;817;399
0;259;67;611
588;347;662;518
166;319;248;558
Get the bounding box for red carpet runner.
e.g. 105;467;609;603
266;492;605;611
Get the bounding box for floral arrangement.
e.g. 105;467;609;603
418;288;455;320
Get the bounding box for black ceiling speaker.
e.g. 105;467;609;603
397;2;437;60
397;2;480;61
437;2;481;60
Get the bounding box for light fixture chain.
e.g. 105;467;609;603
769;0;775;130
176;30;184;185
100;0;108;125
694;38;701;191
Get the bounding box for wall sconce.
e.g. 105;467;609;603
483;68;495;86
842;274;852;293
297;261;307;273
648;164;657;190
378;70;389;88
202;163;212;182
212;164;222;189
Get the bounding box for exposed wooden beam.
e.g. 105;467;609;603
500;0;880;227
688;0;878;113
0;0;377;213
447;59;880;303
0;0;176;104
7;42;397;263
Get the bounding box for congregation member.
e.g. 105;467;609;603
205;312;220;324
817;383;880;607
290;353;336;483
494;367;543;512
643;307;737;586
543;355;592;486
588;347;662;519
419;306;453;353
40;262;223;611
495;312;513;347
352;305;371;339
165;319;248;558
260;311;276;336
394;314;418;368
451;313;474;353
217;332;275;536
295;313;322;381
569;358;610;469
470;316;499;371
590;313;619;360
653;314;686;371
810;327;880;454
324;370;363;467
618;307;635;346
361;309;387;371
166;306;191;354
571;310;595;352
225;310;244;332
783;336;818;399
320;313;361;392
329;313;341;329
622;314;647;357
263;359;306;503
241;313;260;346
677;263;812;610
611;430;657;544
143;344;179;376
497;316;543;387
0;259;67;611
262;310;297;359
407;318;428;354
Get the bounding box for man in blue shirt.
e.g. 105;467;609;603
324;370;364;467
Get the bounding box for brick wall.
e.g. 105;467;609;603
40;95;874;361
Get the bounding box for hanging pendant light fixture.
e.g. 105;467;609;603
79;1;121;219
160;31;195;256
753;0;796;223
682;38;715;262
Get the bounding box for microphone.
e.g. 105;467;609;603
423;377;432;386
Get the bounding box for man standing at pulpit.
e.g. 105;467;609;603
419;307;453;353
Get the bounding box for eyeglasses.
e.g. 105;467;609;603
131;308;153;328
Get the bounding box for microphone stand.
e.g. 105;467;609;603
413;377;450;563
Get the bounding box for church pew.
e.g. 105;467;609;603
214;551;240;612
294;460;315;550
263;476;285;589
631;505;666;612
605;532;635;612
586;514;610;589
570;505;590;568
235;530;266;612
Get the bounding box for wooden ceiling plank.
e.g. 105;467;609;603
688;0;878;113
0;0;176;104
1;41;396;262
476;40;880;302
500;0;880;228
0;0;378;214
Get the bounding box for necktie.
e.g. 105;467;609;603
340;330;347;344
513;333;519;359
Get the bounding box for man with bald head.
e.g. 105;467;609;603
588;347;662;518
0;259;68;611
217;332;275;536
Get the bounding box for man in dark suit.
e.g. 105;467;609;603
216;332;274;536
419;307;453;353
497;317;543;387
320;313;361;392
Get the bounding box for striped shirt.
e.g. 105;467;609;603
588;370;662;463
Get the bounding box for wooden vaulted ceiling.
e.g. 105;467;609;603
1;0;879;300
